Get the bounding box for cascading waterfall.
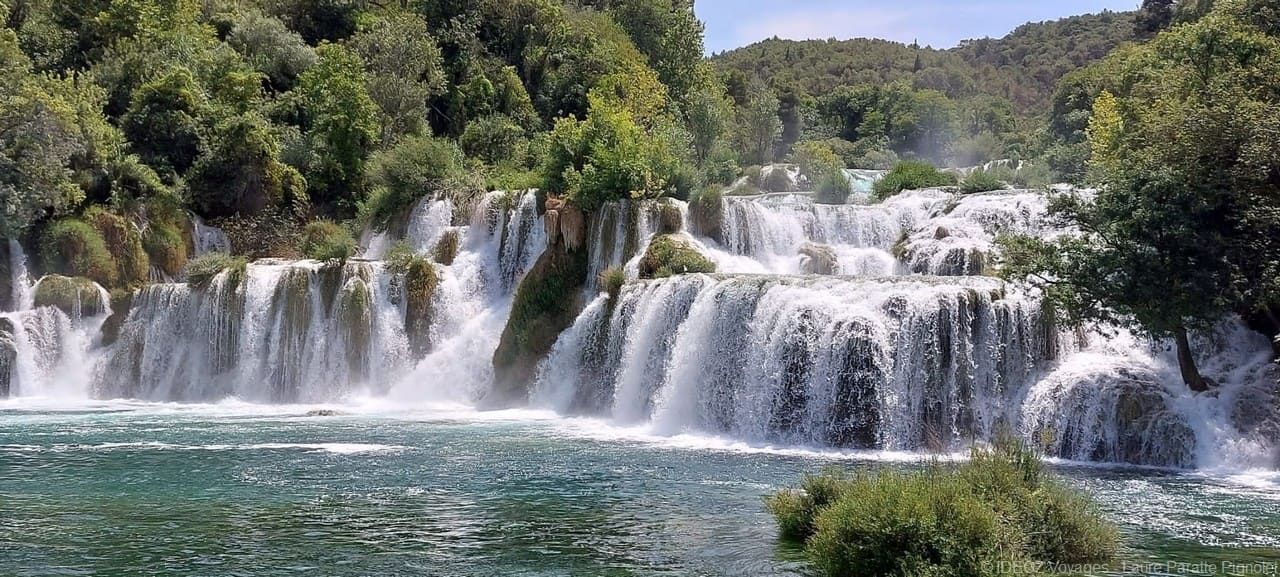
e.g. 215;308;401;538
191;215;232;256
0;282;109;399
535;183;1278;468
536;275;1059;451
7;239;34;311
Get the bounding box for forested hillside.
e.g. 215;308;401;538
711;9;1141;168
1;0;740;298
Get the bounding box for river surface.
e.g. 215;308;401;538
1;400;1278;576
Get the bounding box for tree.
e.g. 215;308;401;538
1001;6;1280;391
348;12;445;143
120;67;204;175
296;42;379;207
682;85;733;165
737;80;781;165
227;10;317;92
1137;0;1176;36
187;113;305;218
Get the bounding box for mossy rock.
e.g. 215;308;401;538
84;208;150;287
799;242;839;276
492;245;589;406
33;275;105;317
101;289;135;347
638;235;716;279
40;219;119;288
403;257;438;358
338;278;374;378
689;188;724;243
0;317;14;397
656;201;683;235
433;229;460;266
144;222;189;277
0;244;12;312
184;253;248;289
762;167;795;193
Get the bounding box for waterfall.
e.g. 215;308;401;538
7;239;34;311
1;281;109;399
537;275;1057;450
191;215;232;256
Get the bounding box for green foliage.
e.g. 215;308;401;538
349;12;445;143
188;113;305;218
121;67;204;175
297;41;379;208
39;218;118;287
83;207;149;287
761;168;794;193
226;10;317;92
1003;3;1280;389
600;266;626;300
768;439;1117;577
384;245;438;357
638;234;716;279
433;230;460;266
183;252;247;288
960;169;1007;194
33;275;105;316
361;135;470;231
872;161;957;200
301;220;356;262
215;206;304;259
143;221;188;277
461;114;527;165
736;80;781;165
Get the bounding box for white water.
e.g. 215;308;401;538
7;239;34;311
3;180;1277;471
190;215;232;256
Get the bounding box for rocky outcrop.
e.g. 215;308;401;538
491;244;589;406
33;276;106;317
543;197;586;252
638;235;716;279
0;318;15;397
799;242;839;276
688;189;724;244
0;244;11;312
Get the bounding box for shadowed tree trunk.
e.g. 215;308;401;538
1174;326;1211;393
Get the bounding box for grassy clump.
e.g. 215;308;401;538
638;235;716;279
33;275;105;317
84;208;149;287
961;168;1008;194
383;241;437;356
600;266;626;300
872;161;958;201
183;252;248;288
302;220;357;262
143;221;189;277
40;219;119;288
767;438;1118;577
433;229;460;266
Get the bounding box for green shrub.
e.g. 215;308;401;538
215;207;304;259
600;266;626;300
872;161;958;201
183;253;248;288
638;235;716;279
961;169;1007;194
302;221;357;262
384;240;417;273
433;230;460;266
768;438;1118;577
361;135;471;231
39;219;118;288
33;275;105;317
143;222;189;277
762;167;794;192
403;256;437;357
813;172;853;204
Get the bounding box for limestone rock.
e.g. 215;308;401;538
560;206;586;252
799;242;839;276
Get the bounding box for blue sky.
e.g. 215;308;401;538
696;0;1141;54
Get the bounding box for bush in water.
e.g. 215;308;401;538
183;253;248;289
302;221;357;262
767;437;1117;576
638;235;716;279
872;161;957;200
